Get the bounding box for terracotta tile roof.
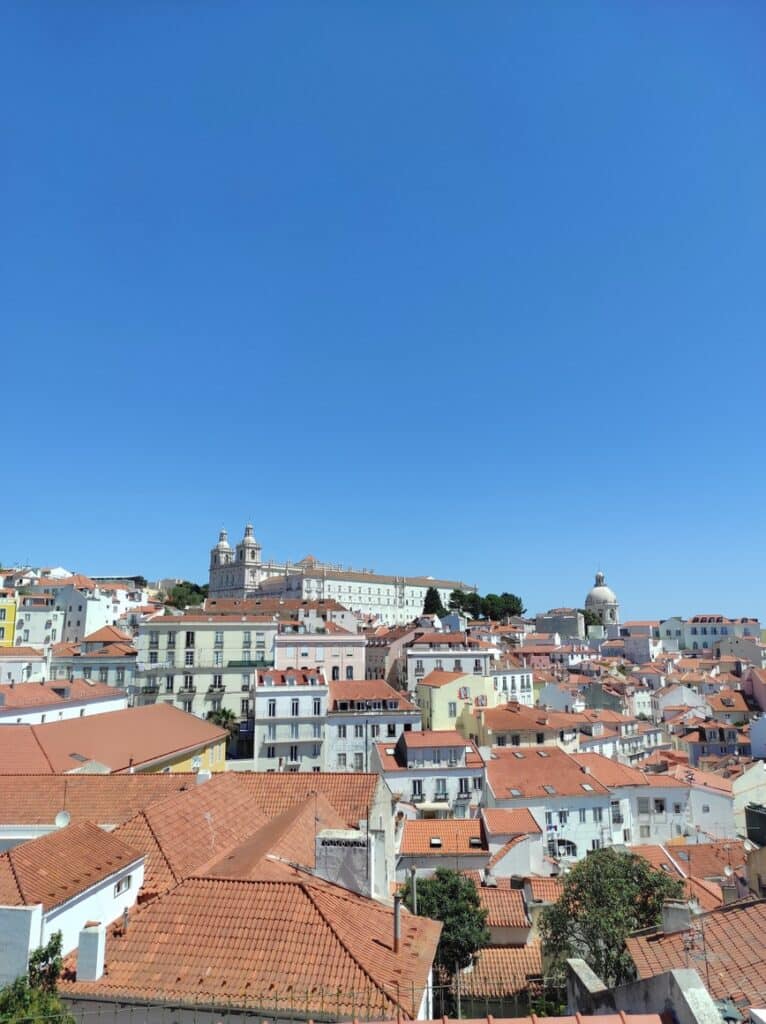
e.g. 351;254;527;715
456;942;542;997
235;771;381;829
328;679;417;711
526;876;563;903
0;678;124;709
204;793;347;880
402;729;468;748
400;819;486;856
256;669;326;687
60;875;441;1018
486;833;532;869
113;774;270;898
0;773;195;826
571;754;649;788
668;839;747;878
82;626;133;644
0;703;226;774
626;899;766;1009
476;883;528;928
481;703;578;733
0;821;141;910
418;670;471;688
481;808;541;836
486;746;609;800
0;646;44;659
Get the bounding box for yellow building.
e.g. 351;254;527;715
0;592;17;648
417;670;495;732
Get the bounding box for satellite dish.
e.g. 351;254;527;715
723;864;733;878
54;810;71;829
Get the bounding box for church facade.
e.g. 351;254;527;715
207;525;476;625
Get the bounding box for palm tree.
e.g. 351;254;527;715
206;708;239;752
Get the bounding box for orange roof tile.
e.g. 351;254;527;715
0;703;226;774
627;899;766;1009
113;774;270;898
0;678;125;710
400;819;486;856
456;942;542;997
82;626;133;644
60;875;441;1018
481;808;541;836
0;821;142;911
526;876;563;903
0;773;196;826
417;670;471;688
486;746;609;800
0;646;44;659
235;771;381;829
328;679;417;711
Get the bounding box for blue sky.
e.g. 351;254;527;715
3;2;765;621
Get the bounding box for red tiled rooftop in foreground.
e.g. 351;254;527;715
0;678;124;709
60;875;441;1019
0;821;142;911
627;899;766;1009
0;774;197;826
0;703;226;774
481;808;542;836
234;771;381;829
400;819;486;856
455;942;542;997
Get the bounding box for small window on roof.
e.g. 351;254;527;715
469;836;482;848
537;750;550;758
581;783;594;792
510;787;522;796
513;751;525;759
543;784;557;795
385;747;395;755
430;837;442;848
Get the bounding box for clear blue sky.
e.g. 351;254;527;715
3;2;765;621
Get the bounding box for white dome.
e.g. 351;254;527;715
240;523;259;546
585;572;618;609
215;529;231;551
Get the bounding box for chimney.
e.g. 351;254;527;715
581;764;591;775
122;907;129;933
661;899;691;934
393;893;401;954
77;922;106;981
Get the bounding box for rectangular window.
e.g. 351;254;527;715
185;650;194;666
353;752;364;770
593;807;603;823
114;875;132;897
149;651;158;665
579;808;587;823
268;699;276;718
213;651;223;667
448;701;457;717
435;778;447;795
412;779;423;797
185;631;194;647
387;723;396;737
116;668;125;683
266;745;275;759
214;631;224;647
354;724;364;738
639;824;651;838
165;675;174;692
241;698;249;715
291;723;299;739
545;811;553;826
183;675;193;690
338;753;347;768
558;810;568;824
370;724;380;737
213;674;222;689
337;724;347;738
291;698;299;716
459;777;470;794
653;799;666;815
313;697;321;716
289;745;298;762
637;797;650;815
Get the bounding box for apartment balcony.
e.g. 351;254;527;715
411;794;425;804
433;793;450;803
141;683;159;694
455;791;471;802
228;659;271;669
178;686;197;696
205;686;225;698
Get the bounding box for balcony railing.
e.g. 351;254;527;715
141;683;159;694
411;794;425;803
433;793;449;802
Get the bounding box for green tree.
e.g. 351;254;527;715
460;591;483;619
401;868;490;974
539;848;685;985
166;580;208;608
423;586;447;617
579;608;602;629
207;707;238;735
0;932;75;1024
448;589;467;611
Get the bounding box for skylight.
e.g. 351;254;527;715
581;783;593;792
543;784;557;795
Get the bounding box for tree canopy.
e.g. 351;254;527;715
401;868;489;974
166;580;208;608
449;589;525;620
423;586;447;617
207;707;238;734
539;848;685;985
579;607;602;629
0;932;75;1024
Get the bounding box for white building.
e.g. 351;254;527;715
273;623;367;681
0;821;143;986
406;631;497;687
0;646;46;683
252;667;328;772
14;593;65;650
0;679;127;725
49;626;138;691
371;729;485;819
325;678;421;771
658;614;761;653
207;524;476;625
135;613;279;752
